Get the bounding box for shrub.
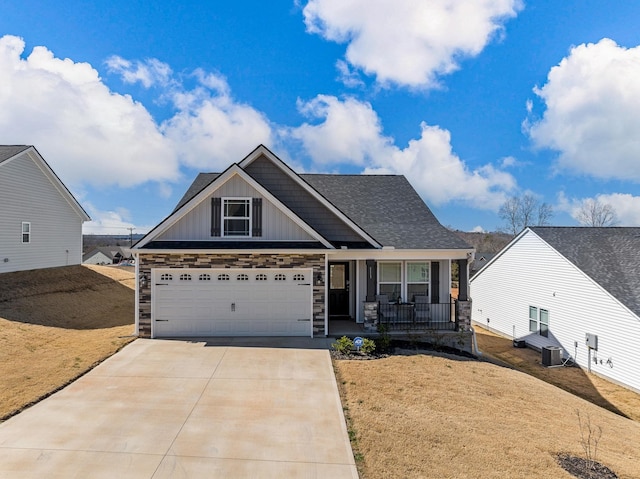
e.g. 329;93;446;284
360;338;376;355
332;336;354;355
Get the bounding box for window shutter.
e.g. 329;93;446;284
211;197;221;237
252;198;262;237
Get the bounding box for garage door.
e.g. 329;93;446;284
152;268;313;337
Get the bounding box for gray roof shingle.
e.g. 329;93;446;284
301;174;471;249
531;226;640;317
0;145;30;164
172;169;471;250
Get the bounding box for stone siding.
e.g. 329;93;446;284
137;253;326;338
455;299;472;330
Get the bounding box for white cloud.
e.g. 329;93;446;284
557;192;640;226
82;204;152;235
288;95;516;209
161;75;274;170
105;56;173;88
302;0;521;88
0;35;275;188
527;39;640;182
0;35;179;188
472;225;486;233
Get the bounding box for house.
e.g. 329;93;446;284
132;145;473;338
0;146;90;274
470;252;496;276
470;226;640;392
83;246;132;265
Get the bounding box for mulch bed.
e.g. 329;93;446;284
556;453;618;479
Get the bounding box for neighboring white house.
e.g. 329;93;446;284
470;226;640;393
83;246;132;265
0;146;90;274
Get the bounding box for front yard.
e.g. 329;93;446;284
3;268;640;478
0;265;135;420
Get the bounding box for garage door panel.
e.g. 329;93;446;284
153;268;313;337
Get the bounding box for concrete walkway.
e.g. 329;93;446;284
0;338;358;478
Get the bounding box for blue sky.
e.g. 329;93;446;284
1;0;640;234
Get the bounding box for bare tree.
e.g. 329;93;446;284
576;198;618;227
499;194;554;236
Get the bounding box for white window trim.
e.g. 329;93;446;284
377;261;432;302
222;197;252;238
529;306;550;337
21;222;31;244
406;261;430;300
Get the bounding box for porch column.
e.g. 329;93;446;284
457;259;468;301
365;260;377;301
430;262;440;303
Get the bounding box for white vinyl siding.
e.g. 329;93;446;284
470;229;640;393
157;175;314;241
0;152;84;273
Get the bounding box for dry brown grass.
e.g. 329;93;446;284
475;326;640;422
335;342;640;478
0;265;135;420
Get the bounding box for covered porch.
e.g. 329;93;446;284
325;251;472;337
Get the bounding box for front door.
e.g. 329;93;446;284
329;262;350;317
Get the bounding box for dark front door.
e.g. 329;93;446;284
329;262;350;317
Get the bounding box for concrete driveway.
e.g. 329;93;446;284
0;338;358;478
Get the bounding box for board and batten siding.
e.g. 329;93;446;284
156;174;314;242
0;152;84;273
470;230;640;392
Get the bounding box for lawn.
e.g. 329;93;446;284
334;330;640;479
0;264;136;420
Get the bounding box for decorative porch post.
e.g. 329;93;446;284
363;260;378;331
455;258;472;330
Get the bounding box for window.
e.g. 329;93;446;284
529;306;549;337
256;273;267;281
274;273;286;281
293;273;305;281
529;306;538;332
160;273;173;281
218;273;230;281
199;274;211;281
406;262;429;301
237;273;249;281
179;274;192;281
223;198;251;237
21;222;30;244
378;262;401;301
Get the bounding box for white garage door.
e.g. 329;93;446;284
152;268;313;337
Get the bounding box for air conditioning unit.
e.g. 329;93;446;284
541;346;562;367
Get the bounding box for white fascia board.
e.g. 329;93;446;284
134;165;334;249
5;147;91;222
470;228;530;282
239;145;381;248
326;248;474;261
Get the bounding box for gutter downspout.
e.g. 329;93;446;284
471;326;482;357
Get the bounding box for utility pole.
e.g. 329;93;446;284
127;227;135;247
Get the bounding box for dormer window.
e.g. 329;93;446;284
223;198;251;237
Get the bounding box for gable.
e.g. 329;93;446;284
157;174;316;242
0;146;89;222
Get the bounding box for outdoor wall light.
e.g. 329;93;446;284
315;272;323;285
139;273;149;289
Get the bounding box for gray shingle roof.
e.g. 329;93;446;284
173;173;220;212
531;226;640;317
0;145;30;164
301;174;471;249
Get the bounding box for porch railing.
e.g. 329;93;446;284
377;301;456;331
